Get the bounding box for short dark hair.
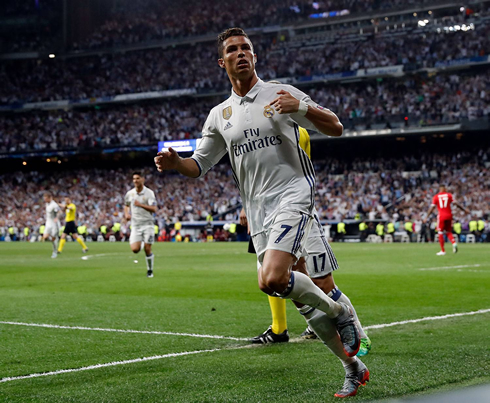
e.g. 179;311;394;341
217;27;250;58
133;172;142;177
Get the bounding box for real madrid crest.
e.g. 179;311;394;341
263;105;275;118
223;106;232;120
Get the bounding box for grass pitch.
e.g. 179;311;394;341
0;241;489;402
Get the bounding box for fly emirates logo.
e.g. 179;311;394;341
232;128;283;157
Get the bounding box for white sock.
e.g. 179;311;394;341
335;292;367;339
299;306;356;367
52;238;58;253
282;272;342;318
146;254;154;271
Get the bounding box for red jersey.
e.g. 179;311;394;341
432;192;454;220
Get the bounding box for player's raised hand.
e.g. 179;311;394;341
269;90;300;114
154;147;180;172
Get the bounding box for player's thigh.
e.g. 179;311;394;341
63;221;77;238
129;226;143;245
444;219;453;233
45;224;57;239
142;225;155;245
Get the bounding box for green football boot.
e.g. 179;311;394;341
356;336;372;357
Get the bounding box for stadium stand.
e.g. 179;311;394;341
1;70;489;153
1;148;488;241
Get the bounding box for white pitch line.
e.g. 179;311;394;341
0;346;249;383
1;309;489;384
364;308;490;330
418;264;482;271
80;253;120;260
0;321;247;341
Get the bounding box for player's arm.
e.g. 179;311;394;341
453;201;470;214
156;112;227;179
133;200;157;213
124;205;131;221
424;205;436;223
269;90;343;137
154;147;201;178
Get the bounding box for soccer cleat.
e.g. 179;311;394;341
334;361;370;398
249;326;289;344
300;326;318;339
147;270;153;278
453;243;458;253
436;251;446;256
51;252;58;259
334;303;361;357
83;248;89;254
356;336;372;357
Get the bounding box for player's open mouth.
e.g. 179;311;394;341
237;60;248;67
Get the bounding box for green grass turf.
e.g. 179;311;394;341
0;242;489;402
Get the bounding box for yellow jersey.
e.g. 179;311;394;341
65;203;76;222
298;127;311;159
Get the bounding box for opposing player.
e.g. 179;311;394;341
42;192;60;258
155;27;368;397
57;196;89;254
424;184;469;255
124;172;157;278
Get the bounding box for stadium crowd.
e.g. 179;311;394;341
71;0;458;50
2;20;490;104
1;149;488;241
2;71;489;153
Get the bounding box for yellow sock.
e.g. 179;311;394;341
58;238;66;253
268;295;287;334
76;237;87;250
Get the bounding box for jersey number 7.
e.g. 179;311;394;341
274;225;293;244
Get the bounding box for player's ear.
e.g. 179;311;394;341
253;54;257;64
218;58;225;69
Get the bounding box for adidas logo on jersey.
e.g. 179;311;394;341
224;122;233;131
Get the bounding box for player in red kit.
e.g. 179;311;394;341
424;185;470;255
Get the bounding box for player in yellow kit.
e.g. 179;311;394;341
57;197;88;254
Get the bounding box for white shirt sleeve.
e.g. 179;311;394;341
124;191;131;206
148;191;157;206
191;109;227;178
285;85;329;132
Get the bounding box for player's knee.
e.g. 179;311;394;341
261;265;289;292
130;245;140;253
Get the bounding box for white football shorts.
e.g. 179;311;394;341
252;210;313;264
129;225;155;245
44;222;59;238
304;214;339;278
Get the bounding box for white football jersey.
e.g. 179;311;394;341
124;186;157;227
192;79;324;235
45;200;59;224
